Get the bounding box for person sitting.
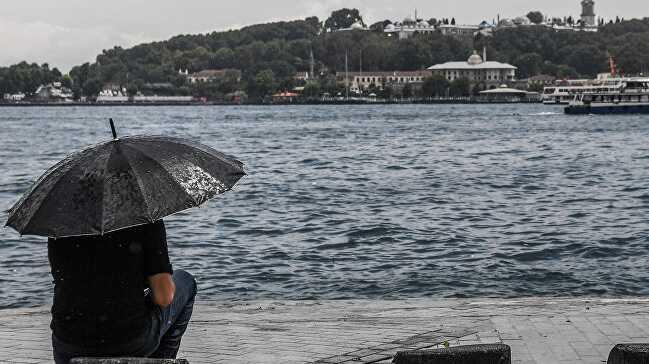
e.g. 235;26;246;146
47;220;196;363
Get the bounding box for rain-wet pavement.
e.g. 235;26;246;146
2;298;649;363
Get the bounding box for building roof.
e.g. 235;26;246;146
428;61;517;70
480;87;529;95
438;24;479;30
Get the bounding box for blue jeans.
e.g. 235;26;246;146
53;270;197;363
149;269;197;358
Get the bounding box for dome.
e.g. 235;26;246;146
385;23;396;30
467;51;483;65
498;18;514;27
419;21;430;27
351;22;364;29
403;17;415;25
513;16;531;25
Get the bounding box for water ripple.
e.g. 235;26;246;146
2;104;649;308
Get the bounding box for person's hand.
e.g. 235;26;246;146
147;273;175;308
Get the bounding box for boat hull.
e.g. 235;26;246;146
565;104;649;114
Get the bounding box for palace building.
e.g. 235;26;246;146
337;70;433;93
428;50;517;88
384;17;436;40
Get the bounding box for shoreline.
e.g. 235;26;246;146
2;297;649;363
0;100;543;107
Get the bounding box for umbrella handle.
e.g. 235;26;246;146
109;118;118;140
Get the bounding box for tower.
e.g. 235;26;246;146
581;0;596;26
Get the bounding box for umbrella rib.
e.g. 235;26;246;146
118;145;154;224
137;136;245;172
175;139;244;171
134;138;246;190
120;143;199;215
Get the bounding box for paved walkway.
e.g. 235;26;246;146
3;298;649;363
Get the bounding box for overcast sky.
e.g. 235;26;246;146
0;0;642;72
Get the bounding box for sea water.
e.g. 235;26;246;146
1;104;649;308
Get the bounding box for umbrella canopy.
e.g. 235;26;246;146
6;129;245;238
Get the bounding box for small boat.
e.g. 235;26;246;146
564;80;649;114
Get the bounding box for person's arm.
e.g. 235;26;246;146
143;220;175;308
148;273;175;308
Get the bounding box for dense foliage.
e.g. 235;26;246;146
476;18;649;78
0;62;67;95
2;10;649;100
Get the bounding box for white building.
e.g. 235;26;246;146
384;17;436;40
97;88;128;103
35;83;73;100
334;21;369;32
428;51;517;87
3;93;26;101
438;24;480;38
338;70;432;93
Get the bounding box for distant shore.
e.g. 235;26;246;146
0;99;542;107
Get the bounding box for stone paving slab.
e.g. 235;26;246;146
3;298;649;363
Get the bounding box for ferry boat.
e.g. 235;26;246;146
542;81;623;105
564;80;649;114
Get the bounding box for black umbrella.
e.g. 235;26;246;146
5;119;245;238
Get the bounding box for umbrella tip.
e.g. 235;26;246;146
109;118;118;140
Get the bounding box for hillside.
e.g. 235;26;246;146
2;11;649;101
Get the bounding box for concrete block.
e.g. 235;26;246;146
70;359;189;364
392;344;511;364
607;344;649;364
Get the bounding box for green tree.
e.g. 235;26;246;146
526;11;544;25
556;65;579;79
472;83;485;96
402;84;413;99
370;20;391;32
515;53;543;78
422;75;450;97
565;45;606;76
449;78;471;97
253;69;276;97
61;74;73;89
324;8;364;31
382;85;393;100
83;78;103;98
303;81;321;98
126;84;139;97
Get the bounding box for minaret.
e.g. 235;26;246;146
581;0;596;26
309;48;315;79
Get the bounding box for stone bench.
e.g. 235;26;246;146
70;359;189;364
608;344;649;364
392;344;511;364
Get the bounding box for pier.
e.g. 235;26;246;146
2;298;649;363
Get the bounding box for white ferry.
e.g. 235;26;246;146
542;80;623;105
565;79;649;114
